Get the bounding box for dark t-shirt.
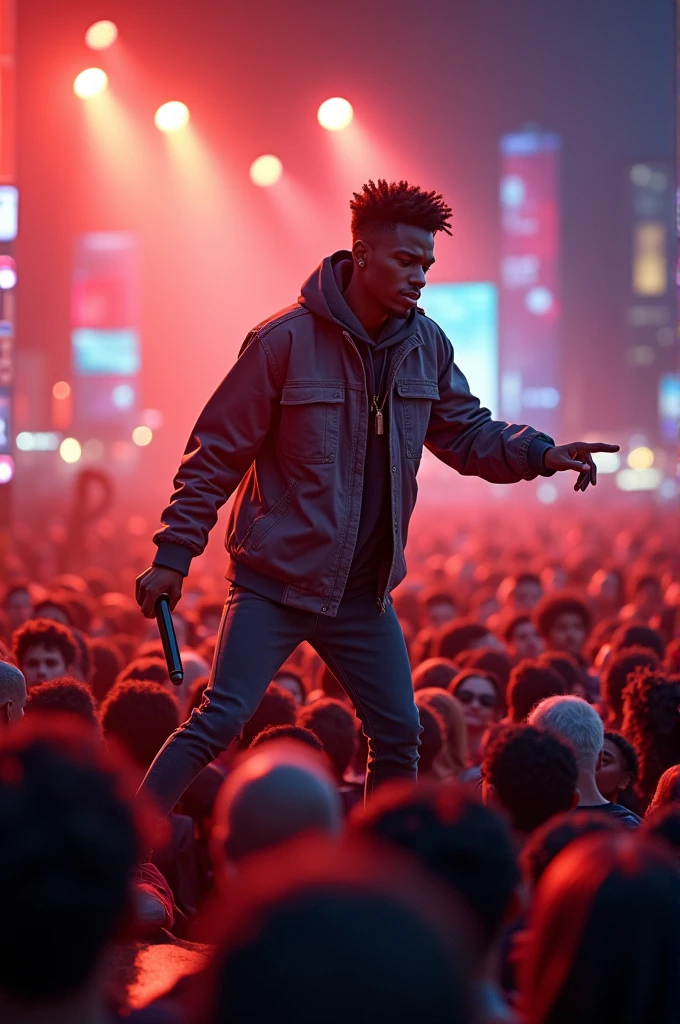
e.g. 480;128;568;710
577;802;642;829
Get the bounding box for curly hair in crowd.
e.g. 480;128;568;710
350;179;453;237
601;646;660;726
12;619;78;671
610;622;666;661
533;593;592;642
99;680;180;770
622;668;680;806
26;677;98;728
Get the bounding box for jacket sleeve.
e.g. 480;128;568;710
425;329;555;483
153;331;281;574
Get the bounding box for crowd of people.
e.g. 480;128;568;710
0;504;678;1023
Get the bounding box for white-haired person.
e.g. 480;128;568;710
528;695;641;827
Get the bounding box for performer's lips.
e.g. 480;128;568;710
401;291;420;303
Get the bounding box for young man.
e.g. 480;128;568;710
12;619;79;689
136;179;618;814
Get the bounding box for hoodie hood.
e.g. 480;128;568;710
299;250;418;350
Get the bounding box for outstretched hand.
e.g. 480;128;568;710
543;442;620;492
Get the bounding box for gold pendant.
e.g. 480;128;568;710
375;410;384;435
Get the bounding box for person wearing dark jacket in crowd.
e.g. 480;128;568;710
134;178;618;816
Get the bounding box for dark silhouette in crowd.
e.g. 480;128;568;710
194;837;474;1024
506;661;566;723
646;764;680;816
88;637;125;703
415;698;447;778
621;667;680;809
25;677;98;728
238;682;297;749
416;687;468;780
482;725;578;839
521;810;622;889
519;833;680;1024
600;645;660;729
435;620;500;661
412;656;459;692
249;723;325;753
610;621;666;660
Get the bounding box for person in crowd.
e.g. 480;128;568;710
622;667;680;809
412;656;458;692
25;677;98;729
620;571;664;624
100;680;201;915
272;665;307;706
596;731;639;810
449;669;502;766
643;804;680;858
209;743;342;880
503;614;544;665
238;682;297;749
0;661;26;727
455;647;512;697
528;695;642;826
537;650;589;699
12;619;79;689
297;697;361;811
3;583;33;632
519;832;680;1024
0;719;153;1024
533;594;592;661
416;687;468;780
521;810;621;889
600;645;660;729
418;587;460;630
646;764;680;817
33;594;74;627
249;724;325;754
434;620;503;662
586;567;626;620
414;698;447;780
88;637;125;703
610;621;666;660
117;655;172;690
195;836;474;1024
506;661;565;723
482;725;578;840
497;573;543;616
354;783;521;1024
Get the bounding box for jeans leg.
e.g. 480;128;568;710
139;585;314;816
311;595;420;798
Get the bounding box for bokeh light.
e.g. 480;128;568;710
85;20;118;50
0;256;17;290
155;102;190;133
52;381;71;400
59;438;82;464
73;68;108;99
0;456;14;484
592;450;620;474
317;97;354;131
132;425;153;447
249;155;283;187
627;446;654;470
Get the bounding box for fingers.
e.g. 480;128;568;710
575;442;620;454
563;459;591;473
574;469;590;492
168;585;182;612
140;589;157;619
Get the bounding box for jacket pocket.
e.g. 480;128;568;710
396;379;440;459
238;477;298;553
279;383;345;464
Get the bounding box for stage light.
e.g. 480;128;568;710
536;482;558;504
155;102;190;133
74;68;108;99
112;383;135;409
52;381;71;400
0;256;16;290
616;468;661;492
16;432;60;452
60;438;82;464
0;456;13;484
317;97;354;131
85;20;118;50
592;451;620;474
249;155;283;188
132;425;153;447
627;446;654;470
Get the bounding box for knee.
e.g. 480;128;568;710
369;702;422;748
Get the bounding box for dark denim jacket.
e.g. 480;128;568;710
153;302;553;616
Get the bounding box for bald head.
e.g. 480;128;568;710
211;742;342;872
0;661;27;726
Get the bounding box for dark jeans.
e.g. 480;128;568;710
141;585;421;816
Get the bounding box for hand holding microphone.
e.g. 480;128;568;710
155;594;184;686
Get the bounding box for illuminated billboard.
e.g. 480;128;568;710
421;283;498;416
499;130;562;435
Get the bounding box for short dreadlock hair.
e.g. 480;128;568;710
350;179;452;237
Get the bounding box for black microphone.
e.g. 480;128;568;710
155;594;184;686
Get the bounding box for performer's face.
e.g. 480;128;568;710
354;223;435;319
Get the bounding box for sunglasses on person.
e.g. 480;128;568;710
456;690;496;709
